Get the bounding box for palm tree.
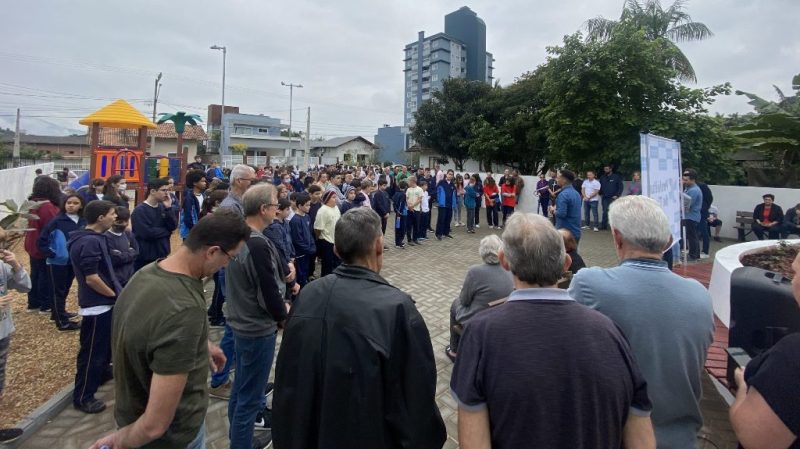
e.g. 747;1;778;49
157;112;203;186
584;0;713;82
734;74;800;186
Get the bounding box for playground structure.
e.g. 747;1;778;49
78;99;185;202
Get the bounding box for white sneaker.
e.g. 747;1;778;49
593;227;599;232
700;253;710;259
475;224;480;228
581;225;590;230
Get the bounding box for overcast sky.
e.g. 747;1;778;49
1;0;798;138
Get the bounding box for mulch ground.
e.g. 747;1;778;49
0;245;80;427
0;233;185;428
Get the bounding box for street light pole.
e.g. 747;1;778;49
210;45;227;156
281;81;303;165
150;72;162;154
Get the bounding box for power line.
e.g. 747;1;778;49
0;51;400;116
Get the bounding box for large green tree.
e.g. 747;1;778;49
411;78;492;170
734;74;800;186
584;0;712;82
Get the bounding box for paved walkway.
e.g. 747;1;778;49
18;211;738;449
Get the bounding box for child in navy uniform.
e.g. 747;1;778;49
392;180;409;248
68;200;121;414
105;206;138;287
289;193;316;287
37;193;86;331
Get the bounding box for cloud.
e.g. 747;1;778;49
1;0;798;138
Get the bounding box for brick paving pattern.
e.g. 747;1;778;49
18;209;738;449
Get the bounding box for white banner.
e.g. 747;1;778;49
640;133;683;246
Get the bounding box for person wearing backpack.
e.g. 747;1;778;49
37;193;86;331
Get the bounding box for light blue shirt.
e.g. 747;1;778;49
568;258;714;449
684;184;702;222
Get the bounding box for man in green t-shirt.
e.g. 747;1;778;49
89;212;251;449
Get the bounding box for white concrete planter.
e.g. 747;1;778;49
708;239;800;327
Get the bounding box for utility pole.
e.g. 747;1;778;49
305;107;310;170
281;81;303;162
150;72;162;153
210;45;227;155
13;108;20;165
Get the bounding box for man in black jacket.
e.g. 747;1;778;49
273;207;446;449
782;203;800;239
753;194;784;240
599;164;623;230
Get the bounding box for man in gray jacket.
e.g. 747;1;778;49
225;183;287;449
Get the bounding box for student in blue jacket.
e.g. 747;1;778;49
131;178;178;271
392;180;409;248
289;193;316;287
37;193;86;331
67;200;121;414
180;170;207;239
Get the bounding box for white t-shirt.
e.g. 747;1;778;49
406;186;424;212
421;191;430;213
195;192;205;210
582;179;601;201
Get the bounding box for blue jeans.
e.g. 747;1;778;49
228;332;277;449
583;201;599;227
186;421;205;449
210;324;235;388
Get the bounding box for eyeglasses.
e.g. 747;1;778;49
266;203;278;209
218;247;235;260
239;178;255;183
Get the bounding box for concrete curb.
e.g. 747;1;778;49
1;385;73;449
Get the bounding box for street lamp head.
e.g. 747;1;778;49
281;81;286;86
210;45;225;50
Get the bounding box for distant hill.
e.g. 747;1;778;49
0;117;84;136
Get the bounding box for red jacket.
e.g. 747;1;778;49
484;184;499;207
501;184;517;208
24;199;60;259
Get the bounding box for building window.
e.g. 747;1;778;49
432;74;438;81
234;126;253;135
257;128;271;134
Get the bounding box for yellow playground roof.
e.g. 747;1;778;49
79;99;157;129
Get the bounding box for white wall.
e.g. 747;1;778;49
509;177;800;241
706;185;800;240
0;163;55;210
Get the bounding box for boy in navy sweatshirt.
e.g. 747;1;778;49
392;180;409;248
131;178;177;271
289;193;316;287
105;206;139;287
67;200;121;414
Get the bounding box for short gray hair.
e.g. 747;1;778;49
609;196;670;253
242;184;276;217
335;207;382;263
479;235;503;265
502;213;565;286
230;164;254;183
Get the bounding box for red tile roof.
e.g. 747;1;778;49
97;124;207;147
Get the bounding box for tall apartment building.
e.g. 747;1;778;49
403;6;494;127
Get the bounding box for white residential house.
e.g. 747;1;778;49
310;136;378;165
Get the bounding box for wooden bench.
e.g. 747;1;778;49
733;211;754;242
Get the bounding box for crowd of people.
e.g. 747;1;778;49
0;160;796;448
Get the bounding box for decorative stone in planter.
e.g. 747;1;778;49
708;239;800;327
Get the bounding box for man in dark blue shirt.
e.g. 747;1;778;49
553;170;583;243
599;164;624;230
451;212;654;449
131;178;178;271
